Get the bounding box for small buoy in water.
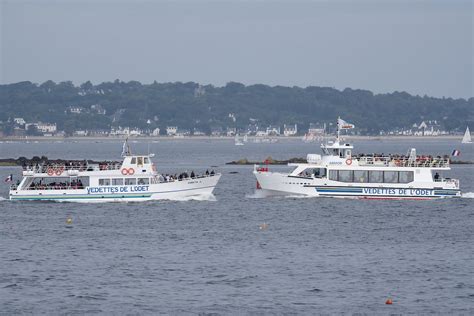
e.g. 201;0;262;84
385;298;393;305
66;217;72;225
259;222;269;230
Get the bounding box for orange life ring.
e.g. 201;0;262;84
47;168;55;176
128;168;135;175
55;168;63;176
121;168;128;175
345;158;352;165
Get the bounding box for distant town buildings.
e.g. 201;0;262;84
379;120;449;136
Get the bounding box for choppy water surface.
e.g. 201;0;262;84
1;139;473;314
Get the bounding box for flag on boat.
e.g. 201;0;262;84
451;149;460;156
4;174;12;182
337;118;355;129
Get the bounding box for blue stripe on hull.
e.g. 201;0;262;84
314;187;460;198
10;185;216;201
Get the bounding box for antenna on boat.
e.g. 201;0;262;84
121;137;131;157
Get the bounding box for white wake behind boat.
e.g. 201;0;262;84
9;141;221;202
461;126;472;144
254;118;461;200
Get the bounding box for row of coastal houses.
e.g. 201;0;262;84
4;117;455;138
379;120;450;136
12;118;58;136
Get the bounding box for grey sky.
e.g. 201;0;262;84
1;0;472;98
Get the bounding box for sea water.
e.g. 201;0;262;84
0;139;473;314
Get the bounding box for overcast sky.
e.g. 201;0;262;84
0;0;472;98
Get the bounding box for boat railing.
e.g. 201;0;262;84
356;156;450;168
22;163;122;173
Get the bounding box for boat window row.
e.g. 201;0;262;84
98;178;151;186
130;157;150;165
328;170;414;183
25;176;90;190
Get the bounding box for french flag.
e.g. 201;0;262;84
4;174;13;182
452;149;460;156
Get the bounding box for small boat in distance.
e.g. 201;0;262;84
9;140;221;202
254;118;461;199
461;126;472;144
235;135;244;146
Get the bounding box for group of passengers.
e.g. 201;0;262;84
23;160;122;172
28;179;84;190
355;153;448;160
159;170;216;183
354;153;449;166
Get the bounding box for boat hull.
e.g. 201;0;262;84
254;171;461;200
9;174;221;203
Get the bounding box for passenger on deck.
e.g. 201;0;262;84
205;170;209;176
191;171;195;178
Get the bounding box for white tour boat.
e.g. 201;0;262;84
9;141;221;202
254;118;461;200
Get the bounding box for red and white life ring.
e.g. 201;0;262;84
55;168;63;176
127;168;135;175
47;168;55;176
345;158;352;165
121;168;128;175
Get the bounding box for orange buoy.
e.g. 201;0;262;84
259;223;269;230
385;298;393;305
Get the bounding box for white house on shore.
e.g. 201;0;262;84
151;128;160;136
25;122;57;134
283;124;298;136
266;125;281;136
166;126;178;136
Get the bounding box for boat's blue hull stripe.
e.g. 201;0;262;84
9;185;216;200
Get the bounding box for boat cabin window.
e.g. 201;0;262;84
369;171;384;183
137;178;149;185
329;170;414;184
78;176;89;186
125;178;136;185
112;178;123;186
313;168;327;178
99;178;111;186
300;168;326;178
354;170;368;183
338;170;353;182
137;157;143;166
144;157;150;164
131;157;137;164
399;171;414;183
383;171;398;183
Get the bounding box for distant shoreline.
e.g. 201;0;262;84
0;135;464;142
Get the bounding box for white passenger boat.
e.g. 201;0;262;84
9;141;221;202
254;118;461;200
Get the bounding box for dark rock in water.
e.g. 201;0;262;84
226;157;307;165
228;171;239;174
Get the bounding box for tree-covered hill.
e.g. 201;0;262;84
0;80;472;135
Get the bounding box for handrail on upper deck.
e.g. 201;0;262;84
356;156;450;168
